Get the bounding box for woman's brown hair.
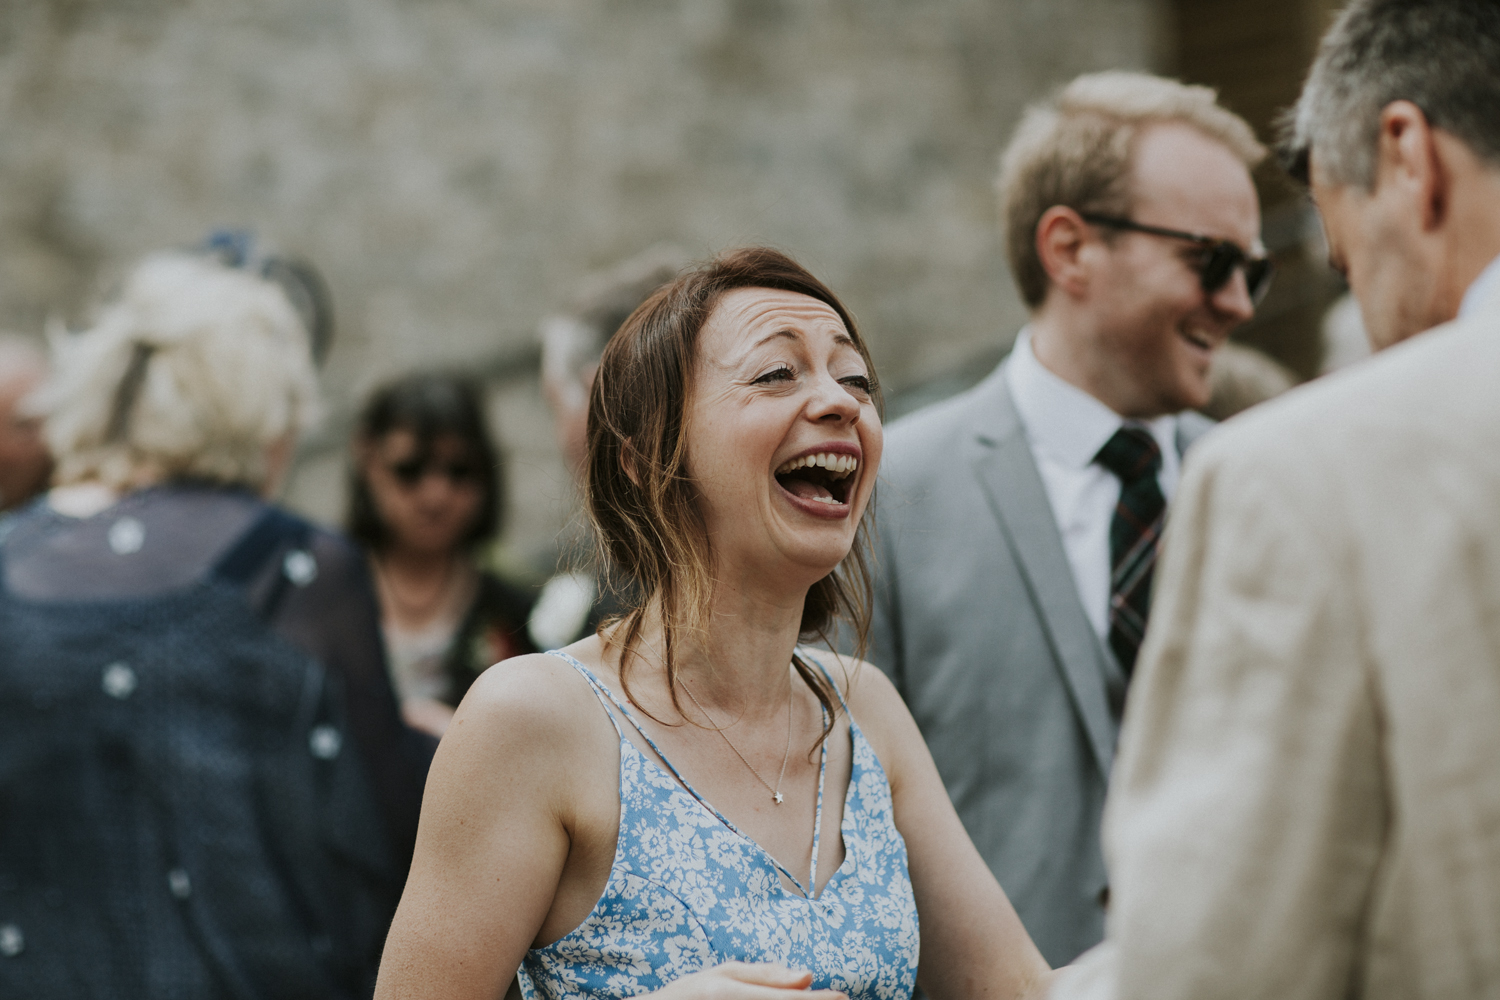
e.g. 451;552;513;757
585;246;881;742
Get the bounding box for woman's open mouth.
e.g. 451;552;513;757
773;451;859;511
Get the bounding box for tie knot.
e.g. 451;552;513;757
1095;425;1162;484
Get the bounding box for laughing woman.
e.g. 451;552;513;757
375;248;1053;1000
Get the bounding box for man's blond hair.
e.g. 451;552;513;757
997;71;1266;308
37;252;321;491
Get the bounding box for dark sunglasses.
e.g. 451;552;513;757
388;458;480;487
1080;213;1275;305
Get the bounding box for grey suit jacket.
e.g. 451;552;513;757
863;357;1211;966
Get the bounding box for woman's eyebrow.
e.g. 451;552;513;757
749;328;855;350
750;328;799;350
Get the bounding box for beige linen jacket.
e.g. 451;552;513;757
1054;293;1500;999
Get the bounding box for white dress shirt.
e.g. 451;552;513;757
1004;330;1181;640
1459;252;1500;321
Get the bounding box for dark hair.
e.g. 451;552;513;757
1279;0;1500;187
347;373;502;551
585;246;882;745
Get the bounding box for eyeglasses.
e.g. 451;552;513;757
1079;213;1275;306
388;458;480;488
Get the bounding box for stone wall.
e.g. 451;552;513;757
0;0;1169;567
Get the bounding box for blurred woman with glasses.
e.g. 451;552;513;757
349;373;536;738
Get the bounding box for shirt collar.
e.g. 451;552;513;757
1459;252;1500;322
1005;328;1178;469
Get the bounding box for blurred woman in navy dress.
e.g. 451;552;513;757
0;250;430;999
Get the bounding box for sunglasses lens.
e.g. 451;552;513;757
1199;245;1274;305
1199;246;1239;294
391;460;424;485
389;459;481;487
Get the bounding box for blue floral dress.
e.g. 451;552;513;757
519;651;919;1000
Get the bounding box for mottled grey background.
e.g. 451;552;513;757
0;0;1171;568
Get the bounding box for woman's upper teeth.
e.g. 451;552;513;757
775;452;859;477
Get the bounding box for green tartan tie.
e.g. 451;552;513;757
1095;425;1166;676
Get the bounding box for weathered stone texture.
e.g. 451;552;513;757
0;0;1166;562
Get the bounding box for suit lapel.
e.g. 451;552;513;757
967;365;1120;780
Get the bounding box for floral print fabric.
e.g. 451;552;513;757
519;651;919;1000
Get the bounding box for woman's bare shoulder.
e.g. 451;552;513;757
800;649;904;721
451;650;604;744
425;648;616;812
802;649;922;786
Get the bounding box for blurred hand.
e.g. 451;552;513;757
654;962;848;1000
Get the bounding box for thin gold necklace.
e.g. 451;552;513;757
681;671;794;805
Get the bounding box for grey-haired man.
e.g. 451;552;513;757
1056;1;1500;996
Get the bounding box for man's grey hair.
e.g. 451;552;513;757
1282;0;1500;189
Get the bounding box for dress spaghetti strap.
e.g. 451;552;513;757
544;649;626;742
796;647;861;893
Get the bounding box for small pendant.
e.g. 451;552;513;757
774;791;784;804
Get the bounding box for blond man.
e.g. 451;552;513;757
865;72;1268;964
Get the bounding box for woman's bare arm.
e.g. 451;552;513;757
843;661;1055;1000
374;655;600;999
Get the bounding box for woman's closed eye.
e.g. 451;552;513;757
749;366;874;396
840;374;874;395
753;365;796;385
